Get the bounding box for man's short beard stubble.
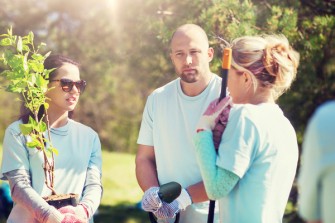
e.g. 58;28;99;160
179;70;199;83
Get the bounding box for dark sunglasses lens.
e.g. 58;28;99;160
76;80;86;93
60;79;73;92
60;79;86;93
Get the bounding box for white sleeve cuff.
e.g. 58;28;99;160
176;188;192;210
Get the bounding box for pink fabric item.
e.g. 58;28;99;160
61;214;86;223
59;206;76;215
213;106;231;149
203;96;232;150
58;205;88;223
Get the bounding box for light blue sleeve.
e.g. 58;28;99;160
0;121;30;179
321;166;335;223
4;169;57;222
137;94;154;146
193;130;239;200
298;102;335;221
82;132;103;218
88;132;102;173
298;115;321;220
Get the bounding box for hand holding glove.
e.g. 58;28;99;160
153;188;192;219
196;96;232;132
141;187;162;212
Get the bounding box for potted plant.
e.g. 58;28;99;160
0;27;78;208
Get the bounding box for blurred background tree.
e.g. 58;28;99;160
0;0;334;154
1;0;334;222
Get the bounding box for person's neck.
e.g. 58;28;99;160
248;90;275;105
181;73;213;97
45;111;69;128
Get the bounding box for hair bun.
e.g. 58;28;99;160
263;43;290;77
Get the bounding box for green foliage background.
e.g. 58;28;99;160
0;0;334;153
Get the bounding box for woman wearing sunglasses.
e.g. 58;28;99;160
0;55;102;223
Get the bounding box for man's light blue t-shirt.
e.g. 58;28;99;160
137;75;222;223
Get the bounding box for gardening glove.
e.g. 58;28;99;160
154;188;192;219
197;96;232;149
196;96;232;132
59;205;88;221
153;200;179;219
141;187;162;212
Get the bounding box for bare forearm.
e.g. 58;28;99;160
135;156;159;191
186;181;209;203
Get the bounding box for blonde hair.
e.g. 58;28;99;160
230;34;299;100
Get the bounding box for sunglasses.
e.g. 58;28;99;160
49;78;87;93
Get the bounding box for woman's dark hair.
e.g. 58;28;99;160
19;54;80;123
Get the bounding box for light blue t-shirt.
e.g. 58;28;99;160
216;103;298;223
137;75;222;223
298;100;335;223
0;118;102;198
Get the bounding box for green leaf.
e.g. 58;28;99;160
28;31;34;44
31;53;44;61
44;51;51;58
49;147;59;156
0;33;9;38
17;36;23;53
23;52;29;72
0;38;12;46
29;61;44;73
28;116;38;126
39;121;47;132
6;84;23;93
26;139;42;149
7;26;13;36
36;73;47;87
22;45;30;52
19;123;33;135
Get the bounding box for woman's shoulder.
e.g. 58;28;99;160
68;119;98;136
230;103;282;124
5;119;23;132
314;100;335;118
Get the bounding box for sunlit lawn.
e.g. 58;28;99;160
95;150;147;223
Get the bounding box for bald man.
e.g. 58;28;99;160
136;24;221;222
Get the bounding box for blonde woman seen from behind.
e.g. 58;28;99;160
194;34;300;223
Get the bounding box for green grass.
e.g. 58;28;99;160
100;151;142;206
95;151;147;222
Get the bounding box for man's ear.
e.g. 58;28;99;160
170;53;175;65
208;47;214;62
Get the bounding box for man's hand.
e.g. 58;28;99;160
153;188;192;219
153;200;179;219
141;187;162;212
